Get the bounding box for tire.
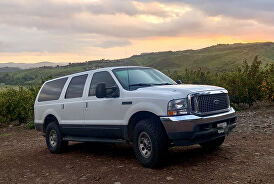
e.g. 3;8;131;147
133;118;168;168
45;122;68;154
199;136;225;151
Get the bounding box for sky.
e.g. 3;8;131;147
0;0;274;63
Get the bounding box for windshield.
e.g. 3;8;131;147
112;67;176;90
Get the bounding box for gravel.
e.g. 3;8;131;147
0;105;273;184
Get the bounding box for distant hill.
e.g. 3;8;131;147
0;67;21;73
0;42;273;85
0;62;67;69
128;42;274;72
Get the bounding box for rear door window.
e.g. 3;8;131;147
38;77;68;102
65;74;88;99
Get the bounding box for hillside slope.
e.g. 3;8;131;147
0;67;21;73
0;42;273;85
129;42;274;72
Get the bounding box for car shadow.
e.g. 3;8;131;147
65;142;230;167
66;142;136;159
164;146;228;167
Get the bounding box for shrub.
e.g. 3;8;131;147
168;68;216;85
0;86;40;125
220;56;265;107
261;63;274;102
168;56;273;107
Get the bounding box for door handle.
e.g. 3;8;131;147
61;104;64;109
85;102;88;108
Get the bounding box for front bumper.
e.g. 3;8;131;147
160;107;236;146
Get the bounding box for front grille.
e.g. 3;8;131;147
191;93;229;115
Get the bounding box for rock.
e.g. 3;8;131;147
166;176;174;181
79;176;87;180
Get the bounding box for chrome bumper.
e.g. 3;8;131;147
160;107;236;146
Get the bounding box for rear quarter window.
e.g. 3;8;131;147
38;77;68;102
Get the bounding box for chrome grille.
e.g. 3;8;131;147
191;93;229;115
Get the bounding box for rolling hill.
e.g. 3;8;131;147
0;67;21;73
0;62;67;69
0;42;273;86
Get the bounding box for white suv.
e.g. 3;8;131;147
34;66;236;168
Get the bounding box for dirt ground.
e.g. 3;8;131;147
0;105;273;184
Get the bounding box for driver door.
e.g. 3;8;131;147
84;71;125;138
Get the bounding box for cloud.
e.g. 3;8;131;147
0;0;273;54
148;0;274;26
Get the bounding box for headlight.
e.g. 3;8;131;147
167;98;188;116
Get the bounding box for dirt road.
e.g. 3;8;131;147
0;105;273;184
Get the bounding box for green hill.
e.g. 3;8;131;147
0;67;21;73
0;42;273;85
129;42;274;72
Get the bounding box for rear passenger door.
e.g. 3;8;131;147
60;74;88;136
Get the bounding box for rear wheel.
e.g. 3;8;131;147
133;118;168;168
199;136;225;150
46;122;68;153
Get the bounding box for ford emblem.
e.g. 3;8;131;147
213;99;220;105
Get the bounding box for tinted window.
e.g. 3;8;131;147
38;77;68;102
65;74;88;99
89;71;117;96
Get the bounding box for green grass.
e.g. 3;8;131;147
0;133;12;138
25;122;35;130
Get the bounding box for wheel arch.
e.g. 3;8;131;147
127;111;163;141
43;114;59;133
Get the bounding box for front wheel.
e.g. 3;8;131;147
199;136;225;150
46;122;68;154
133;118;168;168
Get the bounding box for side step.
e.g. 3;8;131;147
63;136;127;144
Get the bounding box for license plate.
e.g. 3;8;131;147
217;122;227;133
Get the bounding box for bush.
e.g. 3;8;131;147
168;56;274;107
261;63;274;102
168;68;216;85
220;56;265;107
0;86;40;125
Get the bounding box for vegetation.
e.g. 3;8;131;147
0;58;272;126
0;86;40;125
0;42;273;126
25;122;35;130
0;42;274;86
0;67;21;73
168;56;273;107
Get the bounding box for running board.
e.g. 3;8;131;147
63;136;127;143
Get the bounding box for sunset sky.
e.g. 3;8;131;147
0;0;274;63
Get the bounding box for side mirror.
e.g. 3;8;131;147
176;80;182;84
95;83;106;98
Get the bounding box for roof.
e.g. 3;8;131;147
44;66;150;83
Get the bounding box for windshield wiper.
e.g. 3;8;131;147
153;83;173;86
129;83;153;87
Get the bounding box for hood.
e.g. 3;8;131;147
137;84;227;99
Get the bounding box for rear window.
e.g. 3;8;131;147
38;77;68;102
